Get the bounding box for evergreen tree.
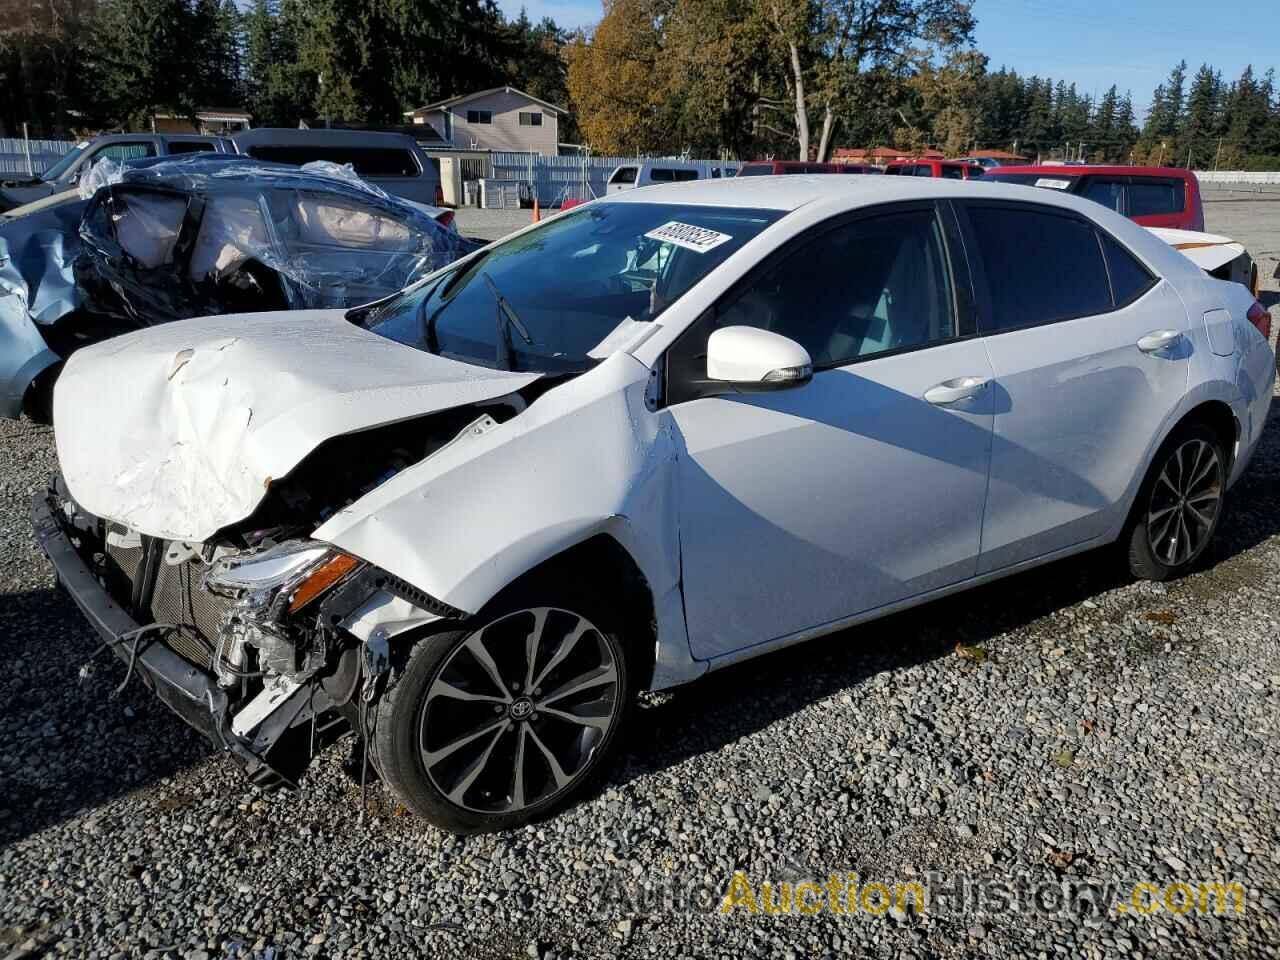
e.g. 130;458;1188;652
1181;63;1222;168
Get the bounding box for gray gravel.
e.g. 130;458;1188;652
2;206;1280;959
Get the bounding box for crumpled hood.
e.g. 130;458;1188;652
55;309;540;541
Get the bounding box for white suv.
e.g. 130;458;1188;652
36;176;1274;832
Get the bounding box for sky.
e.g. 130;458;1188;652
497;0;1280;116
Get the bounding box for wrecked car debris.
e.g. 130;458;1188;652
1;154;478;420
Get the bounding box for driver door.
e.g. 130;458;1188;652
663;203;996;660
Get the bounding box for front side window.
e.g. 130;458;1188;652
967;205;1112;332
1128;179;1183;216
95;142;158;164
467;109;493;124
518;111;543;126
608;166;638;185
362;202;782;373
667;208;956;398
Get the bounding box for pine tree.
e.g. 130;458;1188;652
1181;63;1222;168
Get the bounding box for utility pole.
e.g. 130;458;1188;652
21;122;32;177
1214;138;1223;171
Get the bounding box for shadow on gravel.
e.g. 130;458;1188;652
625;407;1280;783
0;587;214;848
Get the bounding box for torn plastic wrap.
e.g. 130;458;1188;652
75;154;478;325
0;196;86;417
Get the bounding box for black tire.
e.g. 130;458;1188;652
373;586;633;833
1126;421;1227;581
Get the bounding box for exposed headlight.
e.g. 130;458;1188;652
204;541;361;613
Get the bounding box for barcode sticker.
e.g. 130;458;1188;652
644;221;733;253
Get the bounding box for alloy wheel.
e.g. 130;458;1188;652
1146;438;1223;567
419;607;621;814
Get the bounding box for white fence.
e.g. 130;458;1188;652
1195;171;1280;185
0;137;76;177
489;152;739;205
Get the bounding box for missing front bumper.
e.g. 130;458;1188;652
31;487;314;788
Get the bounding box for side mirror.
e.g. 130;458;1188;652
706;326;812;391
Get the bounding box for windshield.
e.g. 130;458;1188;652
39;142;89;182
362;201;782;372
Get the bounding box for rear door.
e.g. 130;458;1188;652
955;200;1192;572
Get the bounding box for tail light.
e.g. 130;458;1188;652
435;209;455;229
1246;301;1271;340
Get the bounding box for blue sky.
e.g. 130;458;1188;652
498;0;1279;115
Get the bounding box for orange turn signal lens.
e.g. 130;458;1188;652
288;552;360;613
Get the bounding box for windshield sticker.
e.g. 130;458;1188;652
1034;178;1072;190
644;221;733;253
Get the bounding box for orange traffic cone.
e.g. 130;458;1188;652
531;197;541;223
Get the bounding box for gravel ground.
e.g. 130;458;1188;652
2;202;1279;959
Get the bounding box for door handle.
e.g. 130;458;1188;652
924;376;990;405
1137;329;1182;353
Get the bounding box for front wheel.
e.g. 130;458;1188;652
1126;422;1227;580
374;600;631;833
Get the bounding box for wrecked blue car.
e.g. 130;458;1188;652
1;154;476;419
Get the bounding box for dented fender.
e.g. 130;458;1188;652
313;351;703;689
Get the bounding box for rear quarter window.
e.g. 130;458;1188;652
1128;179;1184;217
1099;232;1157;305
967;205;1113;332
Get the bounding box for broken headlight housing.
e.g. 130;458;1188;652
203;540;362;686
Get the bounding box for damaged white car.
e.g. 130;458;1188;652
35;177;1274;833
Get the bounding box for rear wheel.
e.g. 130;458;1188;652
1126;422;1227;580
374;597;631;833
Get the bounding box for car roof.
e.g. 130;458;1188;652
93;132;225;142
595;173;1127;215
988;164;1195;179
233;128;421;147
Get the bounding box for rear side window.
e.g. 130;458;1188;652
736;165;772;176
941;165;965;180
245;145;420;177
648;168;698;182
1128;179;1183;216
967;205;1112;332
1099;233;1156;305
609;166;638;184
167;141;217;155
1081;178;1125;212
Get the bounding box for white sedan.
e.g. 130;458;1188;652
36;176;1275;833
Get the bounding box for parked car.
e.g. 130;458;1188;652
1149;227;1260;297
956;157;1017;169
884;159;982;179
0;133;233;212
737;161;881;176
233;128;444;207
606;160;708;192
983;165;1205;231
36;176;1273;833
1;154;474;421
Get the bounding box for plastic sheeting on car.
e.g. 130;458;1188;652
74;154;477;325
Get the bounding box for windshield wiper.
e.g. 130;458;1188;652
482;273;533;370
